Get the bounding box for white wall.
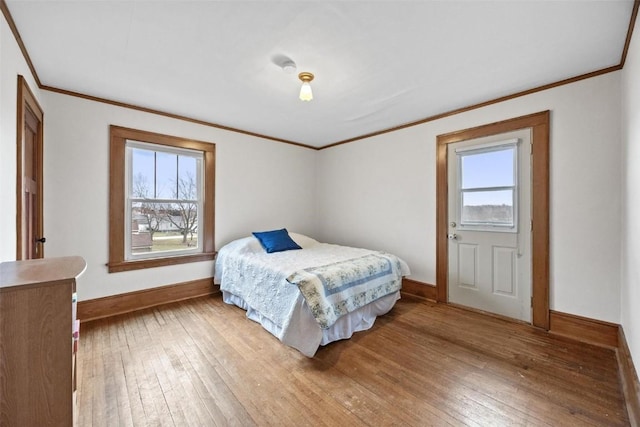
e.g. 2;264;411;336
0;13;42;262
621;13;640;377
42;92;318;301
318;72;622;323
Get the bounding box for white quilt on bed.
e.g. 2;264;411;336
214;235;410;355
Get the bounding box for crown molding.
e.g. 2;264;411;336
321;65;620;150
0;0;40;87
621;0;640;68
41;85;316;150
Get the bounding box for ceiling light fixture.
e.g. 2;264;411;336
298;72;314;101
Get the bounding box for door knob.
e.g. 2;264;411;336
447;233;457;240
36;237;46;243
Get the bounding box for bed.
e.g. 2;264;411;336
214;229;410;357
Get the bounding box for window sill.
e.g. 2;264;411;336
108;251;217;273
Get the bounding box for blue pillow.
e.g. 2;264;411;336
252;228;302;253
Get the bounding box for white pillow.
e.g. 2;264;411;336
289;232;320;248
243;236;264;253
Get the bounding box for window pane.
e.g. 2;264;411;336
156;151;177;199
461;147;514;189
177;156;198;200
461;190;513;226
131;148;155;197
178;156;197;185
131;201;199;254
165;201;198;237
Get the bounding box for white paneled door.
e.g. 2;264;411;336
447;129;532;322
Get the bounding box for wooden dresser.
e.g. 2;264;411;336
0;256;86;427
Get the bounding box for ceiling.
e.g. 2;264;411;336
4;1;635;148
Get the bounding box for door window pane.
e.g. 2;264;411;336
461;190;514;226
461;147;514;189
458;143;517;229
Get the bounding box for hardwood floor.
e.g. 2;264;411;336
77;294;630;426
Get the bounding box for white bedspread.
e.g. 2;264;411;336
214;235;410;356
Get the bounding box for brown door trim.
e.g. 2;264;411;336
436;111;550;329
16;75;44;260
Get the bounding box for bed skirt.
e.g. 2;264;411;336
222;290;400;357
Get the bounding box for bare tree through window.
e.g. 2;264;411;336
167;171;199;245
132;172;166;240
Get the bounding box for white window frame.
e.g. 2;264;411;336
455;139;520;233
124;139;205;260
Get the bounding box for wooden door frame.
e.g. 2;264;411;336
16;75;44;260
436;111;550;329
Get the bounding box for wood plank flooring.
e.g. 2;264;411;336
77;294;630;426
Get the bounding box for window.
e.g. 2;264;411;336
456;140;518;231
109;126;215;273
